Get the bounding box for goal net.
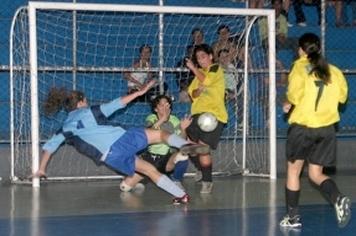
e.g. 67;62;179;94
10;2;276;185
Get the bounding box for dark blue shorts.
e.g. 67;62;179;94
104;128;148;176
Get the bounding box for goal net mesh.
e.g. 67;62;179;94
10;4;273;181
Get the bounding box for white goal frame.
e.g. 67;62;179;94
10;1;276;187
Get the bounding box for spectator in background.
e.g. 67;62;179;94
338;0;356;27
259;0;298;52
248;0;264;8
218;49;240;101
190;28;204;47
292;0;321;26
212;25;237;63
330;0;344;27
281;0;293;27
124;44;166;102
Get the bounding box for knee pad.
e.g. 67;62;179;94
120;181;132;192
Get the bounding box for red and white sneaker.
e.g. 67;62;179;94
173;194;190;205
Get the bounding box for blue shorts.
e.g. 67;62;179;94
104;127;148;176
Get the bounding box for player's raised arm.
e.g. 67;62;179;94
120;80;156;105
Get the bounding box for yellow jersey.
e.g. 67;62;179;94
188;64;228;123
287;56;348;128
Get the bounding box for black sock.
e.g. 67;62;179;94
189;156;201;171
286;188;300;217
320;178;341;204
201;165;212;182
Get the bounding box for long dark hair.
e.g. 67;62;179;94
150;94;172;114
192;43;214;66
44;87;85;115
299;33;330;83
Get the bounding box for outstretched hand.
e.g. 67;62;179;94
283;101;292;113
180;114;192;130
136;80;156;96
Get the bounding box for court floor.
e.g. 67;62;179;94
0;174;355;236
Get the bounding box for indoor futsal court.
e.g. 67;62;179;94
0;174;355;236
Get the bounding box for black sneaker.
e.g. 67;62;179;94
173;194;190;205
279;214;302;228
335;195;351;228
180;144;210;156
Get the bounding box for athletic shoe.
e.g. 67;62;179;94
120;181;145;193
173;194;190;205
180;144;210;156
200;181;213;194
132;183;145;195
279;214;302;228
174;152;189;164
335;195;352;228
173;181;185;191
297;22;307;27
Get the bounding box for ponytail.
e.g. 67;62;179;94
299;33;330;83
44;87;85;115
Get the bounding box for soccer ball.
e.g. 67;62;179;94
198;112;218;132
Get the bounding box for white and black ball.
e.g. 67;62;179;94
198;112;218;132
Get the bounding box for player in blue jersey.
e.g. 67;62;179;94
33;81;209;204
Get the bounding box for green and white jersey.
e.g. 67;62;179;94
145;114;181;155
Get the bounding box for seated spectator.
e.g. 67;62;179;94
212;25;237;62
190;27;204;47
292;0;321;26
124;44;166;102
327;0;346;27
218;49;240;101
259;0;298;52
338;0;356;27
248;0;265;8
281;0;293;27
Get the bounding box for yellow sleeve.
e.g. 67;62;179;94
336;68;348;104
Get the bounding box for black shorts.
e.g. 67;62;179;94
286;124;336;166
140;151;171;174
186;114;225;150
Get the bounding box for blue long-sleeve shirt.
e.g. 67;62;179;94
43;98;127;163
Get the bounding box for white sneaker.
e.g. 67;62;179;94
297;22;307;27
279;214;302;228
132;183;145;195
334;196;351;228
120;181;145;194
200;181;213;194
194;170;202;182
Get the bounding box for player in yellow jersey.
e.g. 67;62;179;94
280;33;351;229
185;44;228;194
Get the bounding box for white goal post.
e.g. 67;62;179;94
10;1;276;186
